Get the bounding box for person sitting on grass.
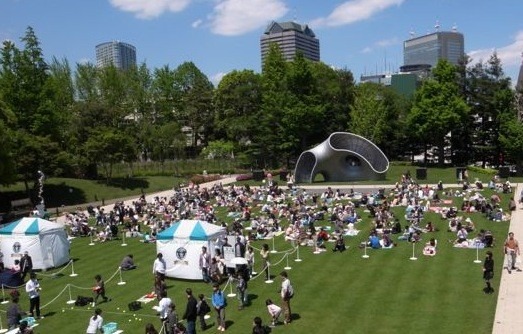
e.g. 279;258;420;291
332;234;346;253
423;238;437;256
120;254;136;271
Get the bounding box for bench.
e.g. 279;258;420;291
10;198;32;209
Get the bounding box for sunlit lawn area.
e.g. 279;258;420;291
0;179;512;333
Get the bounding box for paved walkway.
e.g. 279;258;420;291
492;183;523;334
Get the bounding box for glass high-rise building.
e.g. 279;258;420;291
260;21;320;65
95;41;137;70
403;31;464;68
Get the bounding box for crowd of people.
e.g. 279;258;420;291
40;170;521;332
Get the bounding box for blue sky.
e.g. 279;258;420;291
1;0;522;86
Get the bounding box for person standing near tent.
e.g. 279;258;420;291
182;288;198;334
211;283;227;332
25;272;42;319
20;251;33;281
153;253;166;281
199;246;211;283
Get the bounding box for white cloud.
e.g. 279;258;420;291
109;0;192;19
468;30;523;68
192;19;203;28
311;0;404;28
208;0;288;36
210;71;228;86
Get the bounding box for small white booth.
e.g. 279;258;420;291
156;220;226;280
0;217;70;270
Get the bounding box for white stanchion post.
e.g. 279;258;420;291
66;284;76;304
362;243;369;259
410;242;418;261
89;232;95;246
265;264;273;284
1;285;9;304
227;277;236;298
117;268;126;285
284;252;292;270
0;312;7;333
474;242;482;264
121;229;127;247
70;260;78;277
295;244;302;262
270;235;277;253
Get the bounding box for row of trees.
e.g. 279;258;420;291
1;27;522;188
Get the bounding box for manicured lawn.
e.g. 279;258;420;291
2;184;511;333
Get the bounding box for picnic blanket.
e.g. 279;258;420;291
453;240;485;249
137;293;156;304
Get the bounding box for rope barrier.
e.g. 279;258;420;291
41;284;70;309
38;260;73;278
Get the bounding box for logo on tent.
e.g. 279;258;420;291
176;247;187;260
12;242;21;254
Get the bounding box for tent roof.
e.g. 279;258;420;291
0;217;64;235
157;220;225;241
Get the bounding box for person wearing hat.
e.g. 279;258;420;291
25;272;42;319
20;251;33;281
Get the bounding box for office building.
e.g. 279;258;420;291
403;30;464;68
260;21;320;65
95;41;136;70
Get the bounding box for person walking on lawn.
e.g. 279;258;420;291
92;274;110;306
280;271;293;324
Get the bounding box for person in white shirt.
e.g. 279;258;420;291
154;291;172;321
153;253;166;281
86;308;103;334
25;272;42;319
280;271;292;324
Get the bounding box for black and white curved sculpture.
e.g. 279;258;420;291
294;132;389;183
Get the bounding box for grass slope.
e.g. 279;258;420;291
0;186;511;333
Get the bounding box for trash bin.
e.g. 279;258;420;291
416;168;427;180
253;170;265;181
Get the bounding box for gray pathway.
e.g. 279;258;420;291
492;183;523;333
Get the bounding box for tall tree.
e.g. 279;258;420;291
172;62;214;153
257;43;289;168
407;60;469;165
213;70;262;144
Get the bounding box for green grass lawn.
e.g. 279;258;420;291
1;185;511;333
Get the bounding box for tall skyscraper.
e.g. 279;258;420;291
95;41;136;70
260;21;320;65
403;30;464;68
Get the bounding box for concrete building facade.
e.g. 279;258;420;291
404;31;464;68
95;41;137;70
260;21;319;65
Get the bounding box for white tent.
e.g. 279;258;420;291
0;217;70;270
156;220;226;280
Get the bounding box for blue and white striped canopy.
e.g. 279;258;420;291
0;217;62;235
157;220;225;241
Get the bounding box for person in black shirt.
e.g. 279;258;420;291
183;288;198;334
483;251;494;294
